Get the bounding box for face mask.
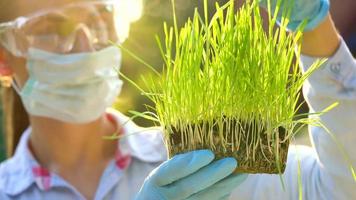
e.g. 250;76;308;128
18;46;123;124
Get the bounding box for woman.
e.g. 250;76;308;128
0;0;355;200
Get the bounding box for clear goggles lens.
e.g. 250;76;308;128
0;0;139;57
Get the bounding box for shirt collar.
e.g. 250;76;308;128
0;128;37;196
106;108;167;163
0;110;166;196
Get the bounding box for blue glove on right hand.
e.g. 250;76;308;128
135;150;247;200
260;0;330;31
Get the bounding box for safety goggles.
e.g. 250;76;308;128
0;0;139;57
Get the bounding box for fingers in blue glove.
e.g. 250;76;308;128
186;173;248;200
259;0;330;31
152;150;215;186
161;157;238;199
136;150;246;200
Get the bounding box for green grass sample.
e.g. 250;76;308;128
136;0;323;174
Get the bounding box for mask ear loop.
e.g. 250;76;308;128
11;78;22;95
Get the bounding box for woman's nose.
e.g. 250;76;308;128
69;24;95;53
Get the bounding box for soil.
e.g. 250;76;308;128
167;119;290;174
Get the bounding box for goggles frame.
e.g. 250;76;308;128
0;0;130;57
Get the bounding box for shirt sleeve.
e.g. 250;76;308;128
230;40;356;200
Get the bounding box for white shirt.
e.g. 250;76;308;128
0;110;167;200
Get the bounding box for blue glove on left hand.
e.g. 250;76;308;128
260;0;330;31
135;150;247;200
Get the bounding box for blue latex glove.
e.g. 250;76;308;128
260;0;330;31
135;150;247;200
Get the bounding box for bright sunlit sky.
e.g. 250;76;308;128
116;0;143;42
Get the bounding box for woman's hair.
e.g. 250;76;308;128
1;88;29;157
0;3;30;157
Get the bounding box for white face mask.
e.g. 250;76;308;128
17;46;123;124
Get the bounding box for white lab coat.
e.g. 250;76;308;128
230;40;356;200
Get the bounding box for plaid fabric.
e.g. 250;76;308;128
32;167;51;191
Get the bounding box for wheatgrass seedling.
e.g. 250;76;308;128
119;0;331;174
137;0;326;174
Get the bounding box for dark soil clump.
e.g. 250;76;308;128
166;119;290;174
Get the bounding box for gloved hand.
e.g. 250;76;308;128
260;0;330;31
135;150;247;200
